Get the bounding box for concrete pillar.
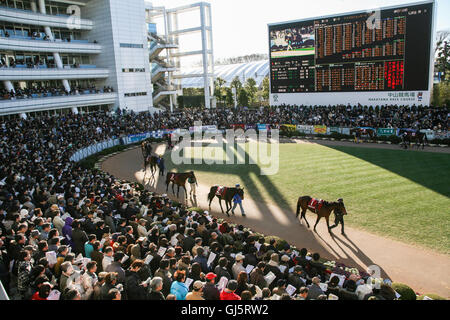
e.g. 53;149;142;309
38;0;71;93
200;3;210;109
30;1;38;12
38;0;46;14
3;80;15;93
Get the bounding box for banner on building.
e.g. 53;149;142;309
314;125;327;134
377;128;396;136
297;125;314;134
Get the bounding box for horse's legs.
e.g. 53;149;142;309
325;215;332;234
208;195;213;210
218;199;225;214
301;209;310;228
313;216;321;232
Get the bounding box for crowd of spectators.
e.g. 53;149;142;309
0;106;447;301
0;85;114;101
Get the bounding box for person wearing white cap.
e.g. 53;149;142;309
232;253;246;279
186;281;205;300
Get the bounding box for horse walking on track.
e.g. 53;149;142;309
166;171;197;199
296;196;347;234
207;186;244;217
351;128;376;143
400;130;428;150
144;155;159;177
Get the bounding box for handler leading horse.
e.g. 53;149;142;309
207;186;244;217
296;196;347;234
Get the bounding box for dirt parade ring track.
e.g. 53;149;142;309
101;139;450;298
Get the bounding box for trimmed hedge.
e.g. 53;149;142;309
417;293;446;300
391;283;417;300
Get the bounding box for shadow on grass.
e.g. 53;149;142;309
323;145;450;198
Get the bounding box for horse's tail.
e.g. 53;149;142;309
207;186;216;202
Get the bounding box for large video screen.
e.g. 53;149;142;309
269;2;434;94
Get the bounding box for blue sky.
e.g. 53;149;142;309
151;0;449;62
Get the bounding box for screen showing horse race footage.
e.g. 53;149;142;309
268;2;434;94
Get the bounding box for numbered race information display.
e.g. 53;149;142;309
268;1;435;106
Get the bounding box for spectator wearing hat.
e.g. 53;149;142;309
232;253;246;279
170;270;189;300
148;277;165;300
203;272;220;300
220;279;241;300
186;280;205;300
62;217;74;248
307;277;324;300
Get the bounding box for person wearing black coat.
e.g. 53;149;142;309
181;229;196;253
287;266;306;292
71;221;88;256
203;274;220;300
243;247;258;268
338;280;359;300
125;261;148;300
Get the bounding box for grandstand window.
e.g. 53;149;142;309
124;92;147;97
120;43;144;49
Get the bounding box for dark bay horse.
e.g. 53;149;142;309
144;155;159;177
207;186;244;217
400;130;428;150
166;171;197;199
296;196;347;234
351;128;376;143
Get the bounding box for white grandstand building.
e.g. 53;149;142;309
0;0;212;118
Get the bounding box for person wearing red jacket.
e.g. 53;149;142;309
220;280;241;300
